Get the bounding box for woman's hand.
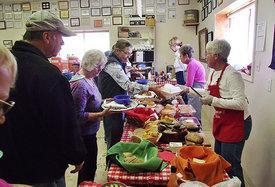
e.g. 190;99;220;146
99;107;112;117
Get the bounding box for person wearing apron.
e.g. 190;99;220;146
201;39;252;187
178;44;206;122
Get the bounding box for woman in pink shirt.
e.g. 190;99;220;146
179;44;206;121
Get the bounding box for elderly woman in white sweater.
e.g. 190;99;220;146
200;39;252;187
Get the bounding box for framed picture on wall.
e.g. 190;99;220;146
58;1;69;10
212;0;217;9
112;16;122;25
22;2;31;11
123;0;133;7
3;40;13;49
201;8;205;21
41;2;50;9
112;7;122;15
70;0;79;8
207;31;214;42
113;0;122;6
94;19;103;27
207;1;212;14
80;0;90;8
60;10;69;19
70;17;80;27
14;12;22;20
102;7;111;16
0;21;6;30
178;0;189;5
13;3;22;12
198;28;208;62
91;8;101;16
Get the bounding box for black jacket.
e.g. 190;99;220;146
0;41;86;184
98;52;127;99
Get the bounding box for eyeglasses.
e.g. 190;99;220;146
0;99;15;115
120;50;133;57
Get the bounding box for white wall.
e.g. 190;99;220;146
199;0;275;186
1;0;275;186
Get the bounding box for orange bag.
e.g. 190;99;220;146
167;146;231;186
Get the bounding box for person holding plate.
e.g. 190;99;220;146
71;49;112;184
201;39;252;187
98;39;164;150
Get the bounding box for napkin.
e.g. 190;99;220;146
107;140;168;173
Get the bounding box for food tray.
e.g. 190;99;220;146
177;104;196;116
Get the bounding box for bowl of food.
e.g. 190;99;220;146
114;95;131;105
136;79;148;85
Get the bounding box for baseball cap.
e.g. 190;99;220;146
25;10;76;37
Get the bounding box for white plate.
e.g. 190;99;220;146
101;99;139;112
134;91;156;99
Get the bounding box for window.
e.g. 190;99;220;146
215;0;256;81
226;3;255;72
59;31;110;59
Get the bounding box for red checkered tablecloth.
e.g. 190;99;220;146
108;123;170;186
107;123;230;186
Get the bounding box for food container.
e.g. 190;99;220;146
136;79;148;85
178;117;201;132
177;104;196;116
114;95;131;105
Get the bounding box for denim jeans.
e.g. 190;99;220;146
33;176;65;187
214;116;252;187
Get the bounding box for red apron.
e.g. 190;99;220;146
208;64;244;142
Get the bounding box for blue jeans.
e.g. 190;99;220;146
33;176;65;187
214;116;252;187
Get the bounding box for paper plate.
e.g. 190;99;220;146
102;99;139;112
134;91;156;99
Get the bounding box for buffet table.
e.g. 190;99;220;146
107;123;230;186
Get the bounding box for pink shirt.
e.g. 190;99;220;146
185;58;206;87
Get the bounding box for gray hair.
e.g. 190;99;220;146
81;49;107;71
179;44;194;58
206;39;231;62
113;39;132;51
0;45;17;86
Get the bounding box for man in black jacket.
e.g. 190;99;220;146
0;10;86;186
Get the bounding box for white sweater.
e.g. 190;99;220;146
195;65;249;119
173;50;187;73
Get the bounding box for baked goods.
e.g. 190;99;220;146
185;132;204;145
140;99;156;107
182;121;200;131
160;104;177;117
123;152;143;163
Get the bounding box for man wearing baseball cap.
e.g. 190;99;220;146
0;10;86;186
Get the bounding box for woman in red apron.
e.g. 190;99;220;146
201;39;252;187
